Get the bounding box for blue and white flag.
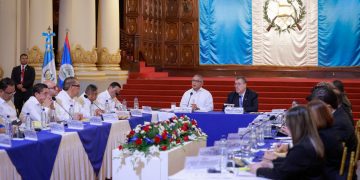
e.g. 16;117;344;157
199;0;360;67
58;32;74;89
41;31;57;83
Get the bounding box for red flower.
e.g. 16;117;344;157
191;120;197;126
154;136;161;144
176;139;181;144
143;125;150;132
181;124;188;131
135;138;143;145
183;135;189;142
161;145;167;151
162;131;168;140
118;145;123;150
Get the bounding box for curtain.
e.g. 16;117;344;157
318;0;360;66
199;0;252;65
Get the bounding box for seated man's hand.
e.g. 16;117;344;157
73;113;83;120
248;163;263;174
95;109;104;116
275;143;289;153
191;104;199;111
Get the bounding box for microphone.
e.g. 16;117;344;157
52;96;73;120
84;94;104;120
84;94;104;111
187;92;193;107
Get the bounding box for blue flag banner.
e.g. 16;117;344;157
41;31;57;83
199;0;360;67
199;0;252;65
58;33;74;89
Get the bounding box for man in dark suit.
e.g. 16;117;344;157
11;53;35;113
224;76;258;112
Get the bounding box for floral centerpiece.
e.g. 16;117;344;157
117;115;207;158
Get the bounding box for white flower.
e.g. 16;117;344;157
149;145;160;155
144;122;150;125
141;130;145;134
135;126;141;133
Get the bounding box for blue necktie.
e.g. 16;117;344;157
239;95;243;108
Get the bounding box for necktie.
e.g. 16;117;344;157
21;65;25;84
239;95;243;108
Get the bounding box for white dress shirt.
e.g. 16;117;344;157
55;90;81;121
180;88;214;112
78;93;102;118
0;97;18;122
96;90;121;112
20;96;49;122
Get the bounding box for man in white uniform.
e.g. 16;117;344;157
180;74;213;112
0;78;17;133
20;83;52;122
78;84;103;118
96;82;121;112
55;77;83;121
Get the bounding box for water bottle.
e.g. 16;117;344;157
264;120;272;138
219;135;227;173
25;113;32;130
41;108;47;128
133;97;139;109
90;103;96;116
4;115;13;138
69;104;74;120
105;100;110;113
122;99;127;111
49;109;56;123
250;123;258;149
256;120;265;146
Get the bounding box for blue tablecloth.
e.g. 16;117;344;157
66;122;112;176
175;112;258;146
128;113;152;129
0;130;62;180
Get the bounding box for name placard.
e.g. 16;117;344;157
0;134;11;147
49;123;65;134
90;116;103;126
68;120;84;130
142;106;152;114
24;130;38;141
130;109;142;117
173;107;192;113
102;113;118;122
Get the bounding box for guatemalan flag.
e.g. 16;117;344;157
199;0;360;67
41;31;57;83
58;32;75;89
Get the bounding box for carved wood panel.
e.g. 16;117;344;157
165;22;179;41
124;0;198;67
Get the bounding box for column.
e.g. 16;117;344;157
58;0;98;72
97;0;121;71
27;0;53;78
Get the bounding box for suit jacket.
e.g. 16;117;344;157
333;107;357;152
11;65;35;92
257;137;325;180
224;88;258;112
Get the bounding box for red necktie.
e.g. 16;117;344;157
21;65;24;84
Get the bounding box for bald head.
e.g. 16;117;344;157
43;80;59;96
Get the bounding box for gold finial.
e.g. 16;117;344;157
47;26;52;33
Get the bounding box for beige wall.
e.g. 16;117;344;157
0;0;28;78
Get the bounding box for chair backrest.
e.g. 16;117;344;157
340;146;348;176
347;151;355;180
355;133;360;162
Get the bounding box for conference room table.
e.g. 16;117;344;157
174;112;258;146
0;111;257;180
0;114;152;180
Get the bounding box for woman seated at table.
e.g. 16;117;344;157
249;106;325;179
308;100;344;180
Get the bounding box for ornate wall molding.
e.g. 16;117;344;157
97;47;122;71
28;46;44;67
57;44;98;71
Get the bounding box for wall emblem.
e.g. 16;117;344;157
264;0;306;34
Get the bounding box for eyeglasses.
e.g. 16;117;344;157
72;84;80;88
191;80;202;83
